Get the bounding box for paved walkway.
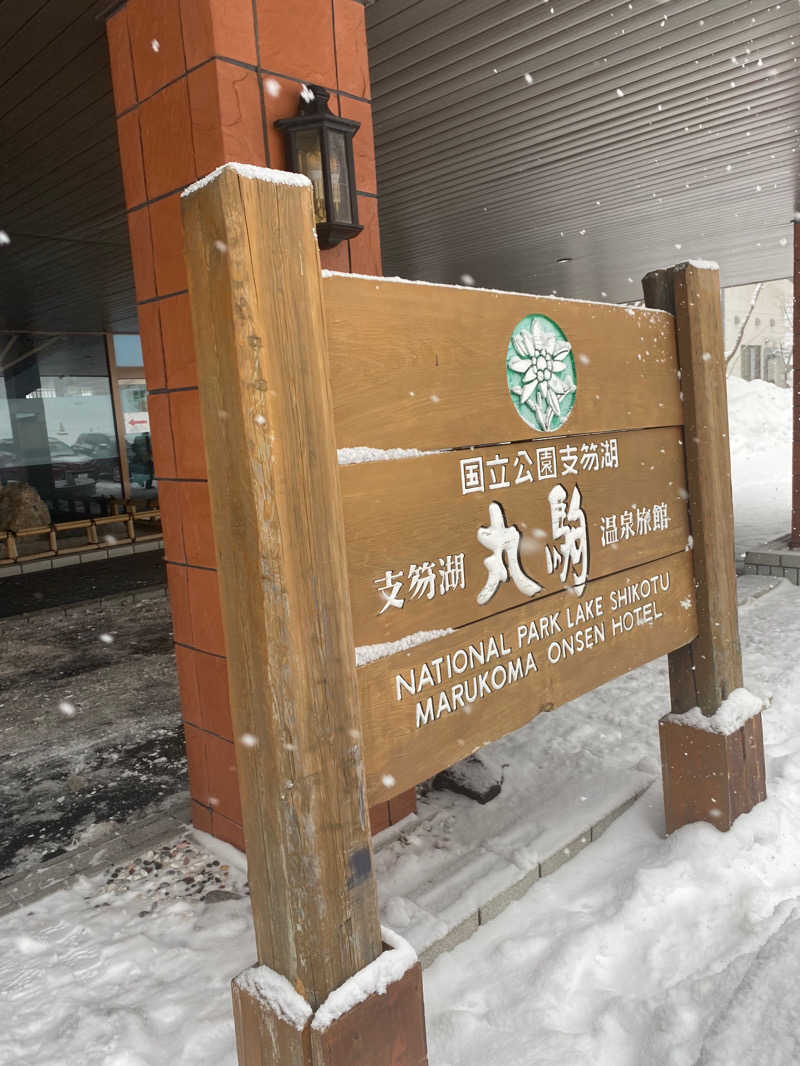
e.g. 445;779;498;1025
0;564;183;882
0;550;165;619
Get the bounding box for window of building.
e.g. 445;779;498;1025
0;332;156;522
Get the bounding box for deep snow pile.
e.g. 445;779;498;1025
0;377;797;1066
726;375;792;557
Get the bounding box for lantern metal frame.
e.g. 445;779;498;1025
275;85;363;249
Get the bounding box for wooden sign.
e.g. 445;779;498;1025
181;165;762;1066
312;276;697;803
322;275;683;450
341;425;690;646
359;550;696;799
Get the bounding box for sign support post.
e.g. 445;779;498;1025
181;166;428;1066
643;263;766;833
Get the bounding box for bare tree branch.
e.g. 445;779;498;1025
726;282;763;370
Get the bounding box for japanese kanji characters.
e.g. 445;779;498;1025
600;503;670;547
375;570;405;614
460;457;484;494
439;554;466;595
459;437;619;495
375;555;466;613
544;484;589;596
476;502;542;605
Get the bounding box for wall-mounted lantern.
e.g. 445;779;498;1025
275;85;362;249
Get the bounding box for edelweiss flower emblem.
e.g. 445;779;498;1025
506;315;577;432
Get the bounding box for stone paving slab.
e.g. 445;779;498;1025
0;785;644;969
0;548;165;618
0;795;192;917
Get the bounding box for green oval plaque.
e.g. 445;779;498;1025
506;314;577;432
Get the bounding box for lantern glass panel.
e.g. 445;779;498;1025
326;129;353;224
295;129;326;223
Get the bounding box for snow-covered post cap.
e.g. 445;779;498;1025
677;259;720;271
311;926;418;1033
181;161;312;199
664;688;766;735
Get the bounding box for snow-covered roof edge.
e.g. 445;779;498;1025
311;926;417;1032
321;270;673;316
181;162;312;199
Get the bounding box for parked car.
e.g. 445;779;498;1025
74;432;121;482
0;437;97;495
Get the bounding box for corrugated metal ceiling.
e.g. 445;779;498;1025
367;0;799;300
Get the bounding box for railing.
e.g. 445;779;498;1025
0;498;161;566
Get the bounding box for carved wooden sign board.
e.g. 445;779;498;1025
323;275;698;804
182;168;757;1066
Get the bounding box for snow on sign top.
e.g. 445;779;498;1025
321;269;675;317
181;162;312;199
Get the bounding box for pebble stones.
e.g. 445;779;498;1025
97;838;246;909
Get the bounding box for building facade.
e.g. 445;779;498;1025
724;278;793;386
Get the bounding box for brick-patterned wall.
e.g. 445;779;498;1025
106;0;409;849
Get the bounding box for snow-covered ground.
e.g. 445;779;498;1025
1;376;796;1066
727;376;792;559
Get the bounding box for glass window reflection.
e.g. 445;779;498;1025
0;333;123;519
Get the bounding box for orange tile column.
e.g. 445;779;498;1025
106;0;412;849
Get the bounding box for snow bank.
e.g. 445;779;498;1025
181;162;311;198
311;927;417;1032
236;966;312;1031
727;375;792;455
727;375;792;557
664;687;765;735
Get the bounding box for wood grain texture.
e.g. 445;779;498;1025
323;274;682;451
342;425;690;646
359;550;698;803
659;712;766;834
181;169;381;1008
310;961;428;1066
232;974;311;1066
643;264;743;714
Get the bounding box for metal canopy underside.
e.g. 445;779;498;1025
0;0;135;334
0;1;796;333
367;0;800;300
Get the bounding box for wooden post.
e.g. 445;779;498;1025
182;165;428;1066
182;164;381;1004
643;262;766;833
